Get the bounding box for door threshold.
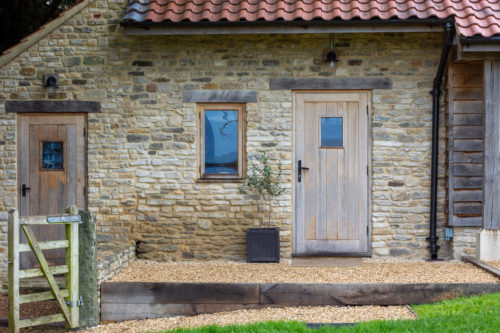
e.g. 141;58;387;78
292;252;372;257
291;257;364;267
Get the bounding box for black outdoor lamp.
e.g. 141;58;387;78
44;74;58;88
325;34;338;68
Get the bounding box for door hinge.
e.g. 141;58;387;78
83;128;86;137
367;165;369;175
83;186;86;196
366;105;369;114
367;226;369;235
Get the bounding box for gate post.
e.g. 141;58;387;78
78;210;98;327
66;206;79;328
8;210;20;333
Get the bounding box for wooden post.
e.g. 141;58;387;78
66;208;79;328
483;60;500;230
8;210;20;333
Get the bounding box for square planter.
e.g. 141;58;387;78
246;227;280;263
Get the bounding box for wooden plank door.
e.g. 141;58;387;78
294;92;369;255
18;114;87;267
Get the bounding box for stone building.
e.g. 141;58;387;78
0;0;499;284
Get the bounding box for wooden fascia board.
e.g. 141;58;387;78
0;0;96;68
124;24;444;36
461;44;500;53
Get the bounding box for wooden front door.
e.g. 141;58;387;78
294;92;369;255
18;114;87;267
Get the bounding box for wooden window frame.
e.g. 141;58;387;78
197;103;246;182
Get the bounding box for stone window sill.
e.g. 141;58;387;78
196;178;245;183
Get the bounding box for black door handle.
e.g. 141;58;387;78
22;184;31;197
298;160;309;182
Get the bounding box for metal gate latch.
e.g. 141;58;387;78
66;297;84;307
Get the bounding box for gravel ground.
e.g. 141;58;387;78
0;295;61;333
110;260;499;283
486;261;500;271
82;305;415;333
2;259;497;332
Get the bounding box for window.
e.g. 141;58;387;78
198;104;245;180
320;117;343;147
41;141;64;170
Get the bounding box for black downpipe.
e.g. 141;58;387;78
428;21;454;260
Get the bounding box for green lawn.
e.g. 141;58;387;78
161;292;500;333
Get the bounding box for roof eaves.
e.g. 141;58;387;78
121;17;449;35
458;35;500;53
0;0;97;68
460;36;500;45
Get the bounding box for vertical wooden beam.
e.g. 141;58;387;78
483;60;500;230
8;210;20;333
66;216;79;327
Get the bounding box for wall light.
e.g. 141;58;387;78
44;74;59;88
325;34;338;68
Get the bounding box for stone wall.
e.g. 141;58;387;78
0;0;453;284
97;242;135;284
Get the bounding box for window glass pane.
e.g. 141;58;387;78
205;110;238;174
41;141;63;170
321;117;343;147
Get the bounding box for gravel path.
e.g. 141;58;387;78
82;305;415;333
110;260;499;283
2;259;497;332
486;261;500;271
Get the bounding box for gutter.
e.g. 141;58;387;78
428;21;455;260
458;36;500;53
460;36;500;45
121;18;446;35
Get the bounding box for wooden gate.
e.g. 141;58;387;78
8;206;80;333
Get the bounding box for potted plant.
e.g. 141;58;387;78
240;153;285;263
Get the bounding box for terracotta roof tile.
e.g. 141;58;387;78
122;0;500;37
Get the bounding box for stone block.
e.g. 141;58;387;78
127;134;149;142
20;67;36;76
64;56;81;66
477;229;500;261
84;56;105;65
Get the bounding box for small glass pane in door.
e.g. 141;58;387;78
41;141;63;170
321;117;343;147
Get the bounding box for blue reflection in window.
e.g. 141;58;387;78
41;141;63;170
205;110;238;174
321;117;343;147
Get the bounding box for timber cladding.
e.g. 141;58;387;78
447;63;485;227
100;282;500;321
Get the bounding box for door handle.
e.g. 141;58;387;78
298;160;309;183
22;184;31;197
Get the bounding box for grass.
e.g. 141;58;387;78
161;292;500;333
